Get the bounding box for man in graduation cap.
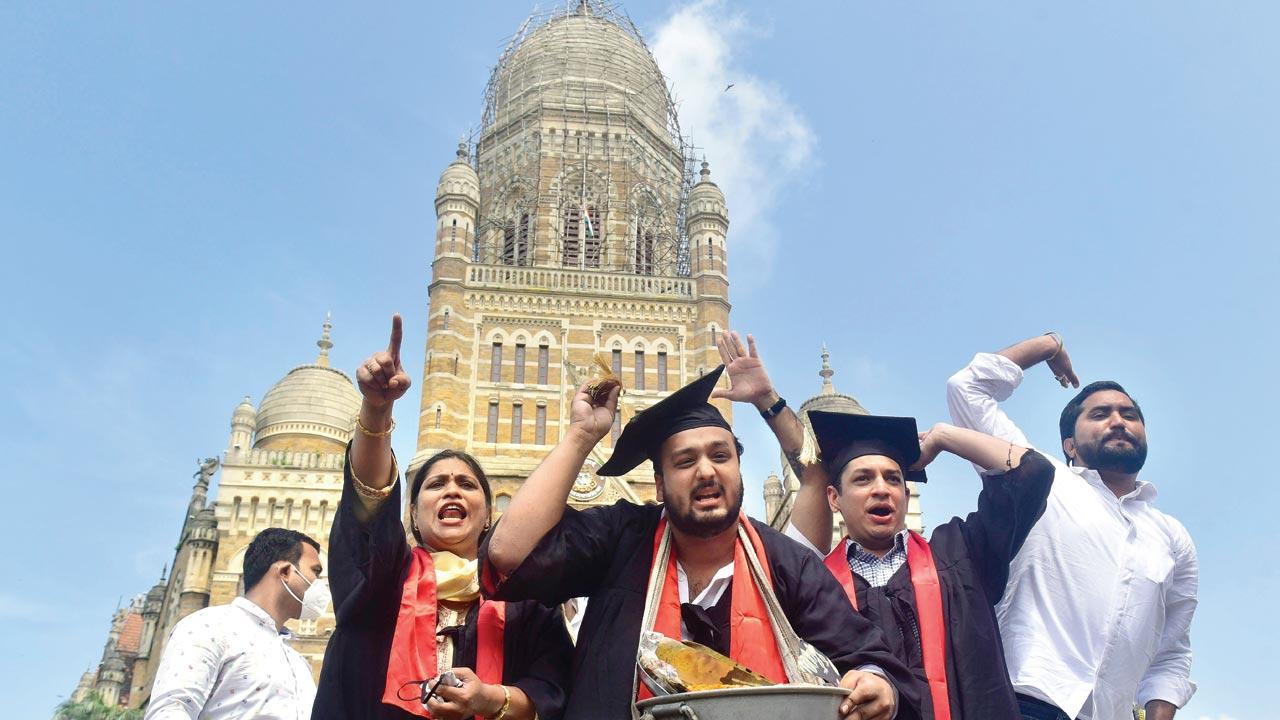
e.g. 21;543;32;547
482;368;918;720
712;331;1056;720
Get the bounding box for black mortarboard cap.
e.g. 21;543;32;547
596;365;732;476
808;411;929;483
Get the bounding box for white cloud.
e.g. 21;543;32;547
652;0;815;291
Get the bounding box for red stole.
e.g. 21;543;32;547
823;532;951;720
638;514;789;701
382;547;506;719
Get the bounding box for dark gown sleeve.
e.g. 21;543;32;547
328;446;411;626
760;523;924;720
480;500;641;603
504;601;573;720
953;449;1054;603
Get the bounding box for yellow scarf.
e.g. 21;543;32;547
430;550;480;603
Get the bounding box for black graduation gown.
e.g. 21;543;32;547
479;502;921;720
849;450;1055;720
312;457;573;720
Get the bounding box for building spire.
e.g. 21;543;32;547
456;137;468;161
316;311;333;367
699;157;711;181
819;343;835;395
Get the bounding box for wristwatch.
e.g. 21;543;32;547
760;396;787;420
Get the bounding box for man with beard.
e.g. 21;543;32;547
947;333;1198;720
483;367;916;720
711;330;1055;720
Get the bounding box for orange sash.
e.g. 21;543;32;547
638;514;788;701
382;547;506;719
823;532;951;720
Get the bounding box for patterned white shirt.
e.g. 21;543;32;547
947;353;1197;720
145;597;316;720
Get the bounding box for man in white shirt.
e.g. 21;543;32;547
145;527;326;720
946;332;1197;720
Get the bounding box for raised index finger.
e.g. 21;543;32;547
388;314;403;365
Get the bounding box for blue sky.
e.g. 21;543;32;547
1;2;1274;718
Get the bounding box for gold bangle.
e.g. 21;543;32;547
489;684;511;720
1044;331;1063;361
350;467;395;500
355;415;395;438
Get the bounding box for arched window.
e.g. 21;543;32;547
562;205;602;268
636;227;655;275
503;212;531;266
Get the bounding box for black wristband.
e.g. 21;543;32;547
760;396;787;419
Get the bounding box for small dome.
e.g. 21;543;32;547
232;396;256;423
688;161;726;208
254;316;361;453
254;364;360;452
437;141;480;204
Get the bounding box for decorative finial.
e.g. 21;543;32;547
160;564;168;582
819;343;835;395
316;312;333;367
700;158;711;181
456;138;467;160
576;0;591;16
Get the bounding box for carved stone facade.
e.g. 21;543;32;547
412;2;731;510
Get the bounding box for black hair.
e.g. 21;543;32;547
409;449;493;545
242;527;320;591
1059;380;1145;457
651;435;746;477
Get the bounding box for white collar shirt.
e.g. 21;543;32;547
947;353;1198;720
144;597;316;720
676;560;735;641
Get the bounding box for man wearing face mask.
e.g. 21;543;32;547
146;527;326;720
946;333;1198;720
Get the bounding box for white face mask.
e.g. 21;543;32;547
281;565;331;621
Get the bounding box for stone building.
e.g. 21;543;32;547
764;346;924;547
412;0;730;508
74;319;357;708
75;0;731;709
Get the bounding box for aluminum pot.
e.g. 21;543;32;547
635;685;852;720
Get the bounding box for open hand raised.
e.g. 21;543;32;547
356;314;412;408
710;330;776;408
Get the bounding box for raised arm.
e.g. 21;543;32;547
485;381;619;575
946;331;1078;446
911;423;1031;474
713;331;833;553
347;314;412;521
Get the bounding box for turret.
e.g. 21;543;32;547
688;160;729;281
435;140;481;269
764;472;783;523
228;396;255;454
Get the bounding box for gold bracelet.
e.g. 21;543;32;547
354;414;395;438
350;467;395;500
489;685;511;720
1044;331;1063;361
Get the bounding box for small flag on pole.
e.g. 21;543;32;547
582;204;595;238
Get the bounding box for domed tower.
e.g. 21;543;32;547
204;314;351;676
228;396;256;454
96;656;127;707
763;472;784;523
414;0;731;508
254;316;361;454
